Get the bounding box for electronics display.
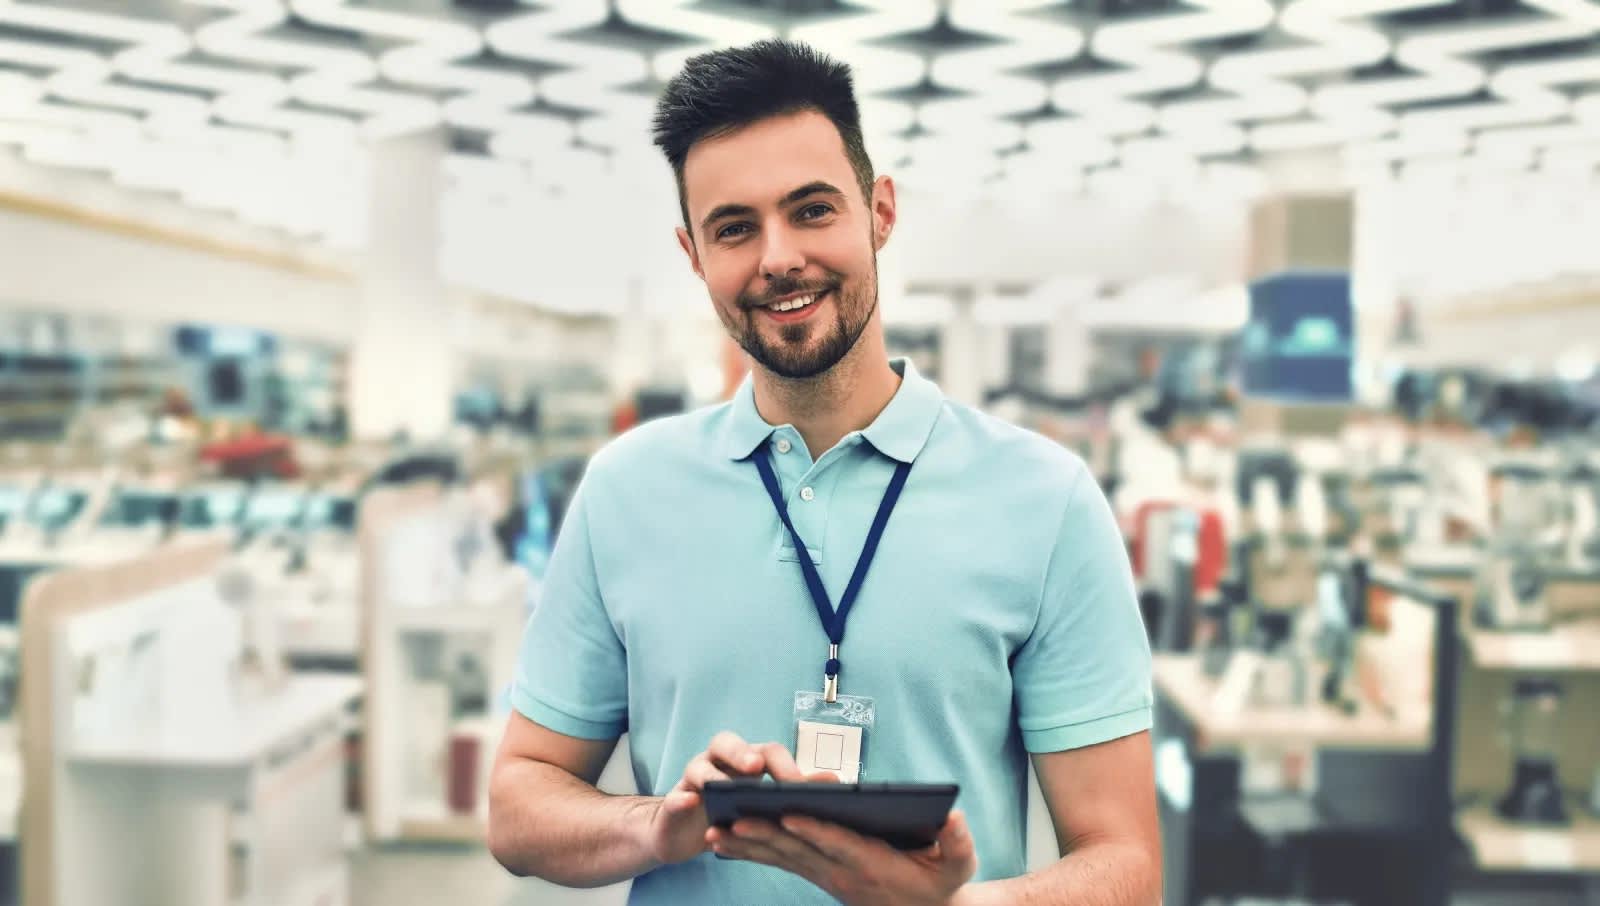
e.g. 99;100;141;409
28;487;87;533
240;489;306;531
1241;272;1354;402
703;780;959;851
1497;678;1569;825
180;488;247;528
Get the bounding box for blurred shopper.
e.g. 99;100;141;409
490;40;1158;906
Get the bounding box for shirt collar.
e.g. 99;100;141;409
722;357;945;464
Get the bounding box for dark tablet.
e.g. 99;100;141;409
703;780;959;851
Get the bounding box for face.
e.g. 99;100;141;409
676;109;896;380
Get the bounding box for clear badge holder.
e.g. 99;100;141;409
793;690;875;783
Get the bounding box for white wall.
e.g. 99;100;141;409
0;206;358;344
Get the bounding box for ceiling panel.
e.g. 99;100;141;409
0;0;1596;244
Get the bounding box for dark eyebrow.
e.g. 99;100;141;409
699;181;847;237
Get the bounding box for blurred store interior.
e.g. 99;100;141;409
2;1;1600;905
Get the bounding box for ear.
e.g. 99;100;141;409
675;225;705;281
870;174;897;251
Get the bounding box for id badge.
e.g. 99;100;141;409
793;691;875;783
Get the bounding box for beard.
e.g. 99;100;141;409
728;260;877;380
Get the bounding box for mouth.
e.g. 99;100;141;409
756;288;832;324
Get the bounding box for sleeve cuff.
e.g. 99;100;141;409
1022;705;1152;753
509;684;626;741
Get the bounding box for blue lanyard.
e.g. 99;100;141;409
753;442;912;697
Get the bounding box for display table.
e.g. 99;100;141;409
1153;655;1430;753
1155;645;1446;906
20;540;362;906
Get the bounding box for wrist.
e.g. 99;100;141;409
946;882;996;906
627;796;668;872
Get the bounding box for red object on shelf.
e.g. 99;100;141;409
448;734;481;816
1193;508;1227;596
1129;500;1227;596
198;434;299;479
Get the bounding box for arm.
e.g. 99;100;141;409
487;711;654;887
488;712;817;888
958;731;1161;906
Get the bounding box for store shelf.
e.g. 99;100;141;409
1466;622;1600;672
236;857;348;906
398;800;485;842
1458;800;1600;874
389;602;518;634
1153;654;1430;752
69;674;362;770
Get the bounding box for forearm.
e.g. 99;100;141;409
487;757;662;887
957;840;1160;906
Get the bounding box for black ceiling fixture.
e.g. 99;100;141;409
867;10;1005;56
1377;0;1533;31
1002;99;1074;127
556;4;701;56
686;0;871;30
511;94;596;124
0;23;130;56
1013;53;1125;84
458;49;567;83
875;74;970;105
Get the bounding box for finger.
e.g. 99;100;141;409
662;788;701;815
805;770;841;783
935;810;978;879
707;732;762;775
757;742;806;781
722;824;834;879
683;755;731;791
780;814;890;869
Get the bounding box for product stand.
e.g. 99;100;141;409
18;538;361;906
1400;555;1600;896
1156;550;1460;906
359;483;522;843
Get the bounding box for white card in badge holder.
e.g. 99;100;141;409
797;719;862;783
793;690;875;782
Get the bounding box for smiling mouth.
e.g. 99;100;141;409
757;288;831;315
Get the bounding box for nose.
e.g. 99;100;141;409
758;222;805;282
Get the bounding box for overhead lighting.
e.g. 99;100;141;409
189;0;365;141
1057;0;1273;122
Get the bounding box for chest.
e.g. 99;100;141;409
592;472;1047;704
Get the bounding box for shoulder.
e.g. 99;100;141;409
581;400;735;485
928;399;1094;504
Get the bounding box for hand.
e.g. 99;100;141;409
706;808;978;906
644;731;829;866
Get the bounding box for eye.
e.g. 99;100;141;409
716;222;752;241
798;203;834;220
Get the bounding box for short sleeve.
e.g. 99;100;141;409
1011;465;1153;753
507;477;628;740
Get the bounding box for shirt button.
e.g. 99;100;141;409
776;439;793;454
800;487;816;502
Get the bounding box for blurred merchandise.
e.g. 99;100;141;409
1496;678;1569;826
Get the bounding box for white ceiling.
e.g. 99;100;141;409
2;0;1600;305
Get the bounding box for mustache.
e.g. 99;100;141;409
738;278;838;311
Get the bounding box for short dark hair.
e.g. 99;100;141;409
651;39;875;231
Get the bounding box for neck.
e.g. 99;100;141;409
751;340;901;459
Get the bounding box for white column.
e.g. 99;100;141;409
1045;304;1090;397
347;130;455;441
940;286;983;407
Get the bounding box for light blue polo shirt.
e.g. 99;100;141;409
510;358;1152;904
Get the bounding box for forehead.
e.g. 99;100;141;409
680;109;859;218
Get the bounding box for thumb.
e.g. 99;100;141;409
937;810;977;875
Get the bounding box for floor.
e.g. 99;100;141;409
350;843;628;906
350;844;1599;906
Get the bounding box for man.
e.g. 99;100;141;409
488;39;1160;905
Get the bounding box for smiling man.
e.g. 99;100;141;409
488;39;1160;905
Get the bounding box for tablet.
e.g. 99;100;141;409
702;780;959;851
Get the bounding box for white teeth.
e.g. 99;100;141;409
771;292;820;312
